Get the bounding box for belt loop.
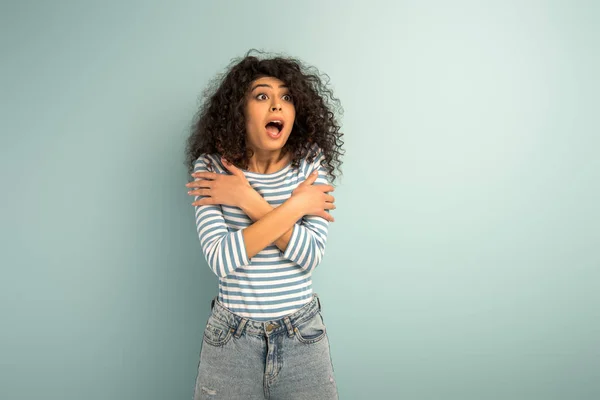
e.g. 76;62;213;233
234;318;248;338
210;297;216;310
283;316;294;337
314;293;321;311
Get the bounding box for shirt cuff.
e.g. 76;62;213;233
235;229;250;265
282;223;301;261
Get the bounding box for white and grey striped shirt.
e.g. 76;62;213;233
193;144;330;321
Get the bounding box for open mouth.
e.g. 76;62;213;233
265;121;284;137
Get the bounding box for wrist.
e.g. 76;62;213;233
237;185;258;209
283;195;306;220
239;186;276;223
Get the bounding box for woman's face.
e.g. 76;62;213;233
243;76;296;153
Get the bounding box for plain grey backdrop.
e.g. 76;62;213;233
1;1;599;399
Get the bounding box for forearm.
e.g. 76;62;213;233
241;197;304;259
239;188;295;253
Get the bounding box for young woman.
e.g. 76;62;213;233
185;50;344;399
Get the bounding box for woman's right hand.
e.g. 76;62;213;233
290;171;336;222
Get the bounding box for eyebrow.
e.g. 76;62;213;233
250;83;288;92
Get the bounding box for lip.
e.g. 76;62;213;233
265;126;283;139
265;116;285;129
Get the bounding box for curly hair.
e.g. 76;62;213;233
184;49;345;183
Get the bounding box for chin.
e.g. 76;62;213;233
264;136;289;148
263;142;286;151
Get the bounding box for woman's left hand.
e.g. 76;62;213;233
186;157;253;208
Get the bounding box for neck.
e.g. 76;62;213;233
246;149;291;174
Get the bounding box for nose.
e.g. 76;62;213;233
271;103;282;112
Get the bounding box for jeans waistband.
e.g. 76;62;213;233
209;294;322;338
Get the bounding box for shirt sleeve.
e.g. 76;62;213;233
282;147;331;273
193;155;250;278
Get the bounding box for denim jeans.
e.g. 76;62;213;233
193;293;338;399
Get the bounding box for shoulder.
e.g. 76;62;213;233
193;153;225;173
299;143;323;168
299;144;331;181
304;143;326;169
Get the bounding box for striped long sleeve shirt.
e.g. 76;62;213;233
192;144;331;321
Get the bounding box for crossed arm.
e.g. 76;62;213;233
186;156;335;278
232;188;297;253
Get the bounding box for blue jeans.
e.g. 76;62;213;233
193;294;338;399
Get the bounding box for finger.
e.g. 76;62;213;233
221;157;243;177
318;211;335;222
316;184;335;193
186;179;213;188
325;194;335;203
191;171;218;180
324;202;336;210
301;170;319;185
188;189;211;197
192;197;215;206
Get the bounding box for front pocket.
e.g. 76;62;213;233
203;319;234;347
294;312;327;344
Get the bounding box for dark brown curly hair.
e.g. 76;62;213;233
184;49;345;182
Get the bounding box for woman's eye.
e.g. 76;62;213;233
256;93;268;100
283;94;293;102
